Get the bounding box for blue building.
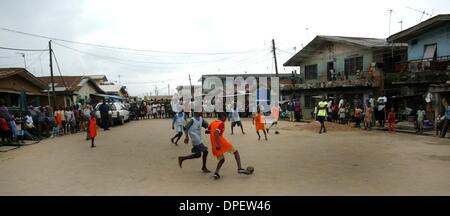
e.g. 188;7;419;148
387;14;450;123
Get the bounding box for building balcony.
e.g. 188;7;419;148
281;75;374;91
395;55;450;73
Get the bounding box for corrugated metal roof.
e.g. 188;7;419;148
284;35;407;66
387;14;450;42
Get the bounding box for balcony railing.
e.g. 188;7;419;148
281;76;374;90
395;55;450;73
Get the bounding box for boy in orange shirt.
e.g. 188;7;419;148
253;106;268;140
208;112;253;180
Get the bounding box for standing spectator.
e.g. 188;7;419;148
73;106;80;133
440;98;450;138
0;99;16;141
88;113;97;148
294;98;301;122
364;104;374;130
0;114;11;143
354;106;362;128
388;107;396;133
99;101;110;131
317;96;328;134
83;105;93;140
287;100;294;122
416;105;426;134
147;103;152;119
338;105;346;124
377;95;387;127
55;106;63;136
64;107;73;134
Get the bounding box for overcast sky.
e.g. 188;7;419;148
1;0;449;96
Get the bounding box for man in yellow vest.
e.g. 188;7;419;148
317;96;328;134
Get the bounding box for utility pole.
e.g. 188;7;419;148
387;9;394;36
399;19;404;31
272;39;279;76
49;40;56;109
168;83;170;96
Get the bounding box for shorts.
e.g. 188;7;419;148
317;116;325;123
175;125;184;133
191;143;208;154
216;147;237;160
231;121;242;127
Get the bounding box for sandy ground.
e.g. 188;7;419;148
0;118;450;195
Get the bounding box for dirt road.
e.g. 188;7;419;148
0;119;449;195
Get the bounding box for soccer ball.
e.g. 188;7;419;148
246;166;254;174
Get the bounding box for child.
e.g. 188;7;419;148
178;112;210;173
171;110;186;145
416;106;425;134
88;114;97;148
354;106;362;128
253;106;267;140
267;102;281;134
388;107;396;133
209;112;252;180
229;104;245;135
364;104;373;130
50;118;59;138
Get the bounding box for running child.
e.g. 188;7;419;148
229;104;245;135
88;114;97;148
208;112;253;180
178;112;210;173
253;106;267;140
171;110;186;145
267;102;281;134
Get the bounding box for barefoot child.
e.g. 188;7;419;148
253;106;267;140
267;102;281;134
229;104;245;135
88;114;97;148
209;112;253;179
171;110;186;145
178;112;210;173
388;107;396;133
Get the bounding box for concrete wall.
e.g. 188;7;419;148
75;81;98;102
299;43;374;82
407;24;450;60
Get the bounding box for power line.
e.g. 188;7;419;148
0;45;48;52
51;50;68;91
53;42;266;65
0;27;265;55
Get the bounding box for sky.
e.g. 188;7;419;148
1;0;449;96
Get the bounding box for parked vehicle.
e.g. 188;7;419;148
95;102;130;125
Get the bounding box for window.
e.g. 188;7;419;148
304;64;318;80
423;44;437;59
344;56;363;76
304;95;313;108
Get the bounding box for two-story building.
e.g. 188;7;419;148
387;14;450;122
283;35;407;119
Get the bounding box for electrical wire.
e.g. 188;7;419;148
0;45;48;52
51;50;68;90
0;27;266;55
